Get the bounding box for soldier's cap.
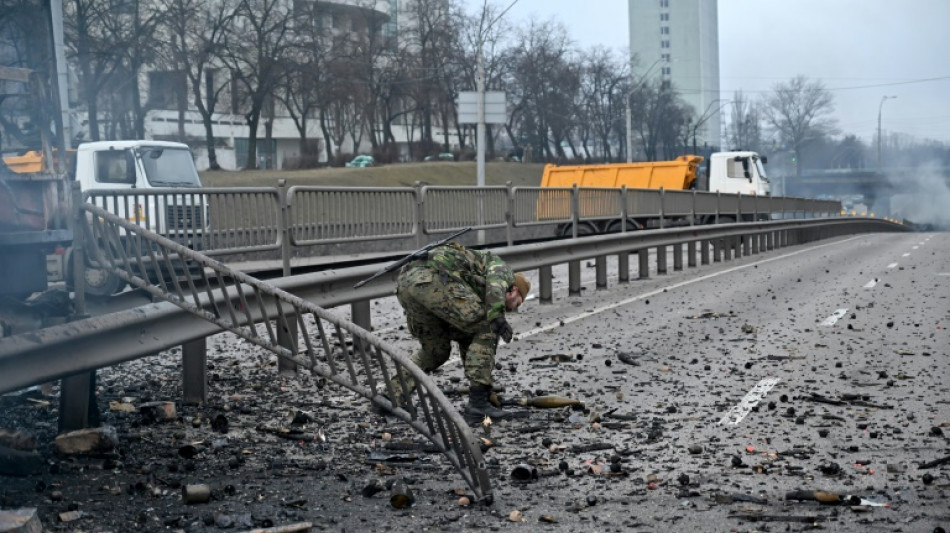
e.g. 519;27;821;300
513;273;531;300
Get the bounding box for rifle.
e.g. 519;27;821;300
353;227;473;289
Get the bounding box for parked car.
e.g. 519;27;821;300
345;155;374;168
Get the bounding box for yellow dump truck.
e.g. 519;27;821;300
538;151;771;235
541;155;705;190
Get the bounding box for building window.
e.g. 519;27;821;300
660;0;669;7
660;13;669;21
662;67;671;76
662;53;671;62
661;40;670;49
661;26;669;35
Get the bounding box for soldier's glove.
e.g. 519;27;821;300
490;317;514;343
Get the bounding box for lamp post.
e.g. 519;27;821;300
625;57;669;162
876;95;896;173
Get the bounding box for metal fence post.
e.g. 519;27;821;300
70;182;86;316
658;187;665;230
278;180;291;277
540;265;553;303
506;181;514;247
571;184;580;239
620;185;628;233
414;181;425;248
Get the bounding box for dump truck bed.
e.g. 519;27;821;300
540;155;704;190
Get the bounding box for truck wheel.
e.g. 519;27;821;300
559;222;598;238
83;264;125;297
606;219;643;233
67;252;125;297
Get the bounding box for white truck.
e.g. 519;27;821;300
3;140;204;298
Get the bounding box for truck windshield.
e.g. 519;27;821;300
138;147;202;187
754;157;769;182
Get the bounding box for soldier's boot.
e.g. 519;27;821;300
463;384;508;425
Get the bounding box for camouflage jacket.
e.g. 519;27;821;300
422;242;514;322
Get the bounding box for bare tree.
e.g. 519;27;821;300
64;0;124;141
762;75;838;176
724;90;764;152
506;19;577;161
220;0;295;169
156;0;236;169
578;46;628;162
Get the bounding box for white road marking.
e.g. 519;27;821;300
902;253;910;257
887;262;898;269
516;236;865;340
719;377;782;425
821;308;849;326
939;273;950;277
912;246;919;250
863;279;877;288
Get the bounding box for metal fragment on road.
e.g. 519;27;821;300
820;309;849;326
719;377;782;425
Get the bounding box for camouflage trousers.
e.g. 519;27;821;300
393;263;498;395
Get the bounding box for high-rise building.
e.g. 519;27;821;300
628;0;721;150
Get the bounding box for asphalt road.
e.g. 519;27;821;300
1;231;947;532
348;230;950;532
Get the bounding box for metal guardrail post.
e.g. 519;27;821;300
673;242;683;271
638;249;649;279
540;265;553;303
657;245;667;274
701;238;710;265
595;255;607;289
182;337;208;404
351;300;372;335
687;240;697;268
568;260;581;296
619;251;629;283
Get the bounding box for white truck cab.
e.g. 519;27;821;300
707;151;771;196
75;140;202;191
56;140;205;296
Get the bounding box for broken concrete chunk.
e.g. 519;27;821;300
54;425;118;455
0;430;36;451
139;401;177;423
0;446;44;476
0;508;42;533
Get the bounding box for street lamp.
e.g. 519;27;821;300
877;95;897;173
625;57;670;162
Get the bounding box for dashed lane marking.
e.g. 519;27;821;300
719;377;782;425
515;236;865;341
902;253;911;257
821;308;849;326
887;262;898;269
863;279;878;288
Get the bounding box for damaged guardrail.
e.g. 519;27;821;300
73;203;494;503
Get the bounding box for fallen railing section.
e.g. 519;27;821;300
75;203;494;503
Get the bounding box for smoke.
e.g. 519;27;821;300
873;160;950;231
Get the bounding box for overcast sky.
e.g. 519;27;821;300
464;0;950;145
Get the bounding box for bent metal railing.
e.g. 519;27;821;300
79;203;493;503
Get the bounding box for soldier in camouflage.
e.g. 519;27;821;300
393;242;530;423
